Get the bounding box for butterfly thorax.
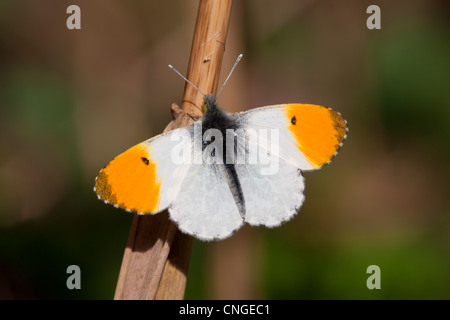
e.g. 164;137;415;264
202;94;236;132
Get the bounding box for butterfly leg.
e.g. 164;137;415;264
187;113;201;121
164;103;197;132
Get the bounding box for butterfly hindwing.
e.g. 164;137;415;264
169;162;244;241
235;158;305;227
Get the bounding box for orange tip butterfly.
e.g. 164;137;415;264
94;55;348;241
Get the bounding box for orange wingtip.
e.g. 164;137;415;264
94;143;161;213
286;104;347;169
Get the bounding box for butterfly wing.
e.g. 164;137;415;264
94;126;193;214
235;104;347;170
235;158;305;227
233;103;347;227
169;162;244;241
95;123;244;240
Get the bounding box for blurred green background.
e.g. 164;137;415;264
1;0;449;299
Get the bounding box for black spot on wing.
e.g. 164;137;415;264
291;115;296;125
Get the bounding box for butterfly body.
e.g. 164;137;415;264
200;94;246;218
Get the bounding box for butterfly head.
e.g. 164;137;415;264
203;94;219;115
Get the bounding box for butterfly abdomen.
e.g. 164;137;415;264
201;99;246;219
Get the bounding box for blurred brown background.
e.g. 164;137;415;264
1;0;449;299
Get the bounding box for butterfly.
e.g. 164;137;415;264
94;56;348;241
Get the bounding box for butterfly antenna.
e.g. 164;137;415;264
217;53;243;98
168;64;206;100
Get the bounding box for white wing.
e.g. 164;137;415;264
145;127;194;212
233;127;305;227
235;104;347;171
234;105;315;171
169;163;244;241
230;103;347;227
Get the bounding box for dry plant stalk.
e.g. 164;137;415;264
114;0;233;300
